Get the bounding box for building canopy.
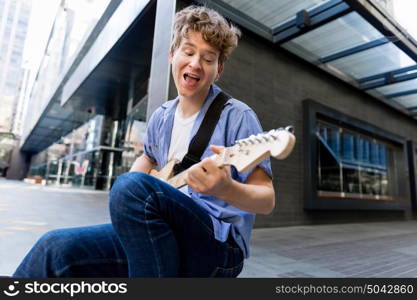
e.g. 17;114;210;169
206;0;417;118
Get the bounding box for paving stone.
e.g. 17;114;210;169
395;244;417;256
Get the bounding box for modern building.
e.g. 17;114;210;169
0;0;31;176
11;0;417;227
0;0;31;133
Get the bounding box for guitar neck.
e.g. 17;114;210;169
158;127;295;189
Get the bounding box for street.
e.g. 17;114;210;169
2;179;417;277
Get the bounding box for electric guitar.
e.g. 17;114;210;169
149;126;296;189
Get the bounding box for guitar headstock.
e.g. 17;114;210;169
221;126;296;173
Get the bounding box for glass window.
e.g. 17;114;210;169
282;12;383;62
18;19;27;27
317;120;399;200
317;123;341;193
5;81;15;89
373;78;417;95
121;104;147;175
10;56;19;65
4;26;11;38
392;94;417;109
222;0;329;28
327;43;415;79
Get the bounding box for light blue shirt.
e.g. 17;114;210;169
143;84;273;258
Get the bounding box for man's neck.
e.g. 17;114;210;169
177;89;210;118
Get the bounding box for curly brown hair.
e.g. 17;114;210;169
170;5;241;65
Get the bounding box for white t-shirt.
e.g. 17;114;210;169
167;105;199;194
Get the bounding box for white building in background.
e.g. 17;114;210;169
0;0;32;134
16;0;110;139
373;0;394;14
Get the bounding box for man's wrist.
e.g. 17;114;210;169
215;178;239;201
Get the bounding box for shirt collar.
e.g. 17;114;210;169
160;84;222;167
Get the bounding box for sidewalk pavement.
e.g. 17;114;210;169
1;178;417;277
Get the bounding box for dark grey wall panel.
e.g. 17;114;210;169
7;143;31;180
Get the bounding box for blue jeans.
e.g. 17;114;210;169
13;172;244;277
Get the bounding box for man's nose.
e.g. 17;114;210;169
188;55;201;69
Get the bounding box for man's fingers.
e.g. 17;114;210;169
209;145;225;154
187;166;207;185
200;157;219;174
185;171;203;193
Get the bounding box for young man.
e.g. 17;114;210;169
13;5;274;278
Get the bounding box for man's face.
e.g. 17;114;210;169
170;30;223;101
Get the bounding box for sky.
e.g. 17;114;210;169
393;0;417;41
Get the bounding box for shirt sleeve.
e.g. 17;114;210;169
228;108;273;183
142;109;158;164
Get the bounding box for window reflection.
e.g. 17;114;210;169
27;104;148;191
317;121;396;200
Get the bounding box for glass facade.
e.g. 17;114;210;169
29;148;114;189
316;120;402;201
27;97;148;190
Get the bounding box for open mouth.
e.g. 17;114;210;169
183;73;200;84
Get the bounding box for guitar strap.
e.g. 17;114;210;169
172;91;231;175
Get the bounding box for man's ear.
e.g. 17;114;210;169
216;63;224;81
168;51;173;63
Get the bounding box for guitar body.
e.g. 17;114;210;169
149;159;178;181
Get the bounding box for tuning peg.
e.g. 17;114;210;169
285;125;294;133
262;134;270;142
255;134;263;143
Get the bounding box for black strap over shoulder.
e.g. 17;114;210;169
172;91;230;175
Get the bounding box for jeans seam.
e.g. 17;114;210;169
55;258;127;277
144;197;162;277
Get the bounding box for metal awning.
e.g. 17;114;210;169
205;0;417;119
